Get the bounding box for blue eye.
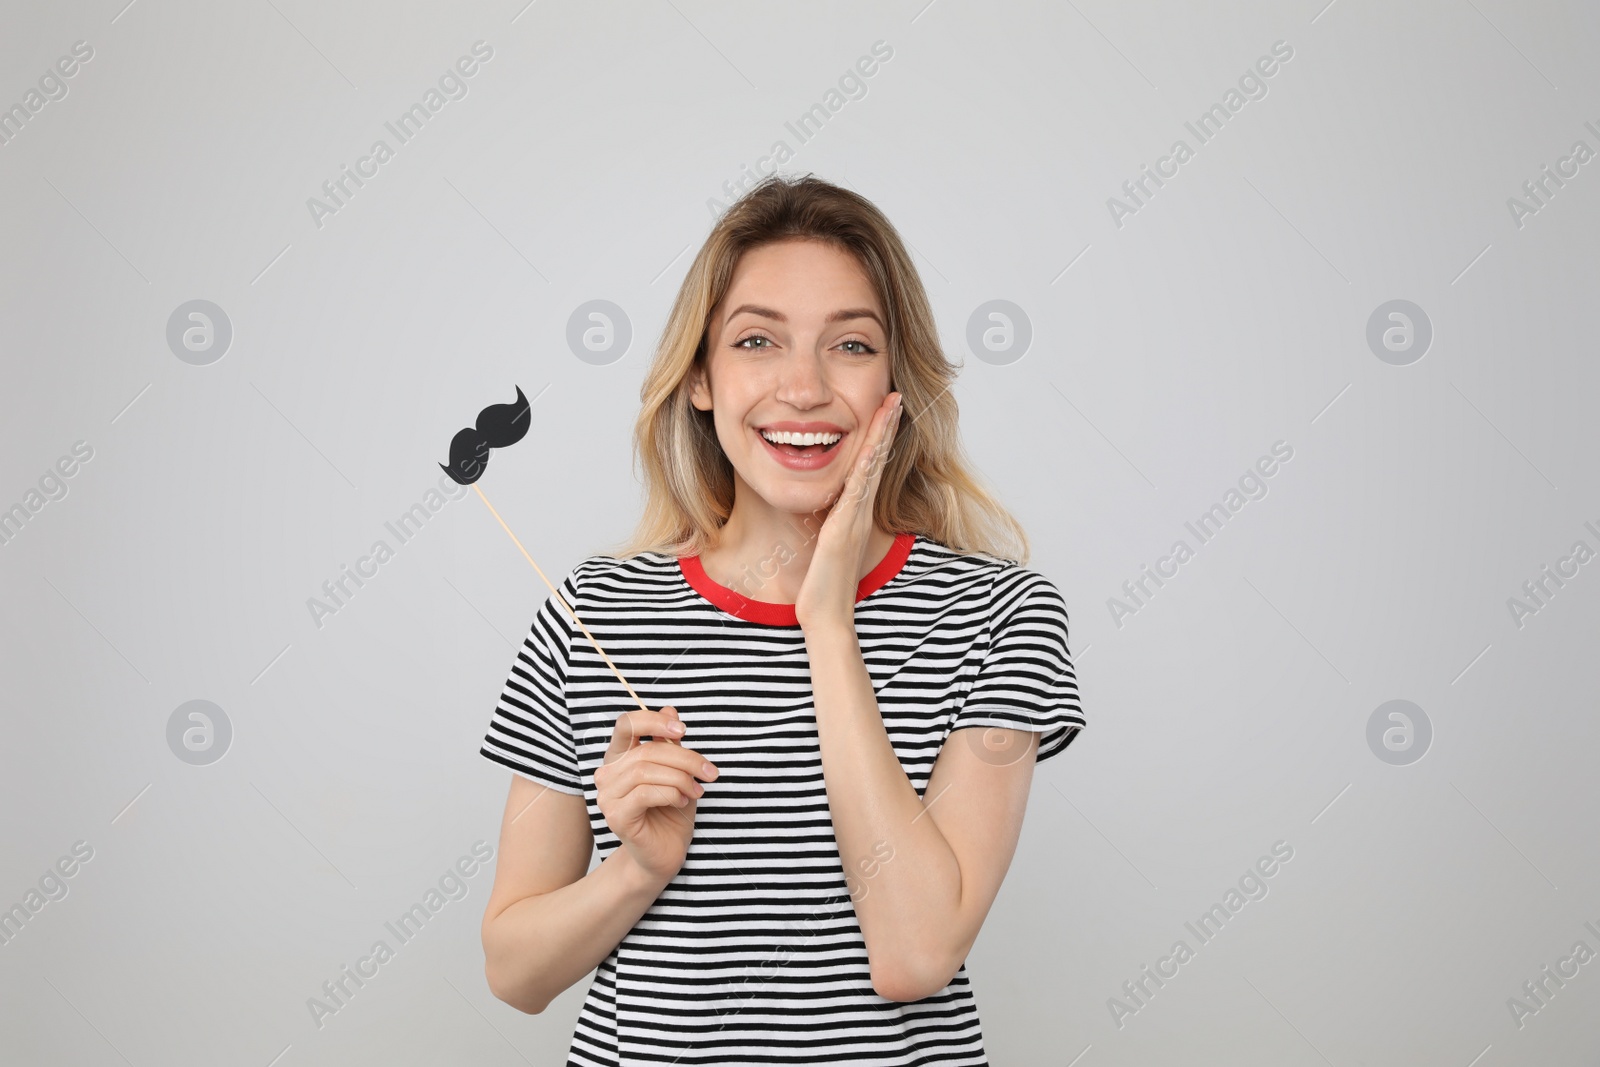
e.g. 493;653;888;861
733;335;879;355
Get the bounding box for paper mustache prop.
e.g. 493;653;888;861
443;386;676;755
440;385;531;486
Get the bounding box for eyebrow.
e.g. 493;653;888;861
725;304;885;332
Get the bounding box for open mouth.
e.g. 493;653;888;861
757;428;846;459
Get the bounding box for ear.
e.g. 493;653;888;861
688;362;712;411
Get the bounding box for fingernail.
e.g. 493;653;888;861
701;762;717;778
669;721;685;735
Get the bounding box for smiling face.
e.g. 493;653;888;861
689;238;893;525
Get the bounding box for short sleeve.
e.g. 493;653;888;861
951;566;1086;764
478;564;586;795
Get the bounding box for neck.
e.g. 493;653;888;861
700;503;896;605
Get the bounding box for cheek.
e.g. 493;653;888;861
718;403;750;436
713;384;765;435
848;403;882;444
713;409;759;462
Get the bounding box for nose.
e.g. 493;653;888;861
773;346;832;410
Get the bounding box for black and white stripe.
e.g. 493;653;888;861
481;534;1084;1066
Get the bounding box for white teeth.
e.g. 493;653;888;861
760;429;842;446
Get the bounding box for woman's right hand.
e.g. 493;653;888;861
594;706;719;884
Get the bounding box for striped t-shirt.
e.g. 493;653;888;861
480;531;1085;1066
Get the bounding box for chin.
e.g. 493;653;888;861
751;478;843;518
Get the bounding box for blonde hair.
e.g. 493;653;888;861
606;172;1031;565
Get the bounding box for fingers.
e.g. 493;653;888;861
662;704;686;744
837;393;901;513
603;705;687;760
595;706;719;820
599;760;707;807
865;398;900;488
872;392;902;468
602;706;720;780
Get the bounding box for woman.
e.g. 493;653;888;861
478;173;1085;1066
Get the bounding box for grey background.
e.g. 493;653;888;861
2;1;1597;1064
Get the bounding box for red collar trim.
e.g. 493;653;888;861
678;532;916;626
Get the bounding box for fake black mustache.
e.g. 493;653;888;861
439;385;531;485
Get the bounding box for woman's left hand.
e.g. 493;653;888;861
794;391;903;633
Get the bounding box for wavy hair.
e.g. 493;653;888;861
606;172;1030;565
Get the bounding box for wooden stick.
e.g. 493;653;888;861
473;485;700;830
471;482;657;721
